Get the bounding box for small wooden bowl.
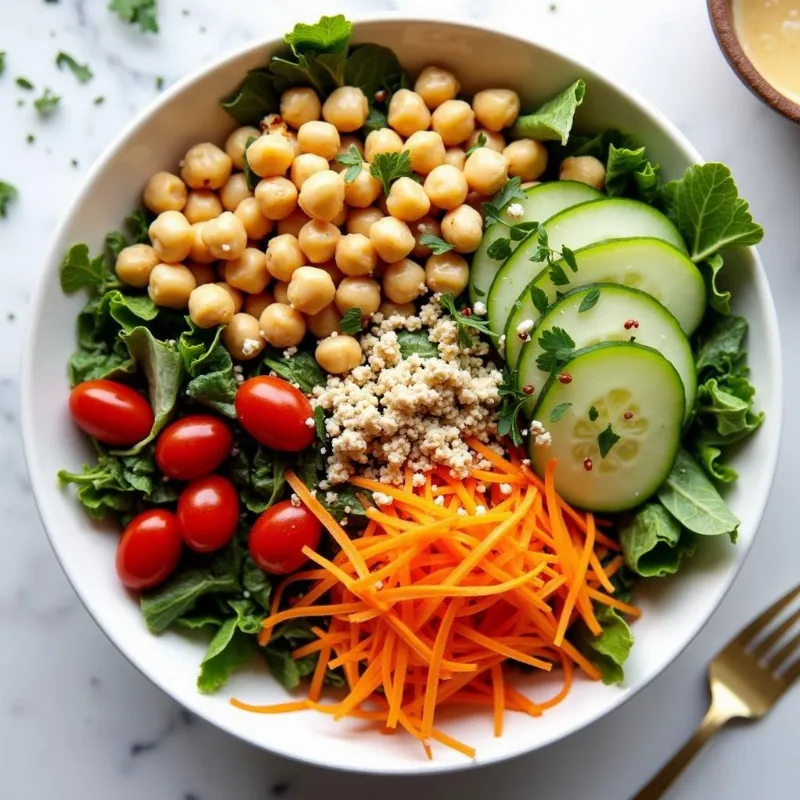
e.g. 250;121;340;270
707;0;800;123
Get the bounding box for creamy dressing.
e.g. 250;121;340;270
734;0;800;104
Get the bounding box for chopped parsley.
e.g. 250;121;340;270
0;51;6;76
56;52;93;84
0;181;18;218
550;402;572;422
335;145;365;184
34;88;60;117
339;307;363;335
497;364;529;446
16;77;34;90
535;327;575;373
589;405;599;422
26;134;35;144
530;285;550;315
108;0;159;34
465;132;487;157
155;76;165;91
93;96;105;105
370;151;414;195
438;292;496;349
418;234;453;255
578;287;600;313
598;423;621;458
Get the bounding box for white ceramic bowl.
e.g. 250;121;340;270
21;16;782;774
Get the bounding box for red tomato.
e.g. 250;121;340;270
69;379;154;446
116;509;182;591
248;500;322;575
235;376;315;452
155;415;233;480
177;475;240;553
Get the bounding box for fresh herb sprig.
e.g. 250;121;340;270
528;224;578;287
438;292;497;349
33;88;60;117
335;145;365;184
481;178;542;261
108;0;159;34
535;326;576;373
497;364;529;447
370;151;414;195
418;234;453;255
0;181;18;218
465;132;487;157
56;52;93;84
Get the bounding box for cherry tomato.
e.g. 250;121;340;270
116;509;182;591
235;376;315;452
155;415;233;480
69;379;154;446
248;500;322;575
177;475;240;553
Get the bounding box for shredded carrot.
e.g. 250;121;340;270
233;452;640;761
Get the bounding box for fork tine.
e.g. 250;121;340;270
782;658;800;686
753;608;800;658
730;584;800;649
767;631;800;672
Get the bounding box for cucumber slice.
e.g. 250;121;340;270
531;342;685;513
502;238;705;366
468;181;600;305
487;198;687;337
517;284;696;421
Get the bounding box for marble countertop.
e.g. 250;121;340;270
2;0;799;797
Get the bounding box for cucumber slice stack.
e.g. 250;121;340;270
476;186;705;512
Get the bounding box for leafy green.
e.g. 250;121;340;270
342;43;405;99
535;327;575;373
242;556;273;611
482;178;527;226
33;88;60;117
263;620;343;691
59;244;108;293
220;69;276;125
696;376;763;439
197;622;257;694
497;364;529;447
418;234;453;255
620;504;696;577
320;485;366;521
264;349;327;393
339;307;363;335
396;329;439;360
126;208;152;244
284;14;352;55
574;605;634;685
659;163;763;263
566;129;641;160
242;136;259;191
0;181;18;218
530;285;550;315
698;253;730;315
695;443;739;484
56;52;93;84
657;448;739;541
695;314;748;376
578;287;600;313
235;446;286;514
370;151;414;196
597;423;621;459
438;292;497;349
179;323;237;418
108;0;159;34
105;230;129;261
510;80;585;145
604;144;660;200
549;402;571;422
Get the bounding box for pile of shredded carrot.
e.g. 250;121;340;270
231;439;639;760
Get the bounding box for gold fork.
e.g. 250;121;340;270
634;583;800;800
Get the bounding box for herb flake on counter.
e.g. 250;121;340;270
34;87;60;117
0;51;5;76
94;95;105;105
370;151;413;196
156;76;164;90
16;77;34;90
26;134;34;144
108;0;159;34
0;181;18;218
56;51;93;84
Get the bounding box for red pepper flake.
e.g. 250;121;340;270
583;457;593;471
623;319;641;330
522;384;535;395
374;89;388;103
461;307;472;317
624;411;633;420
558;372;572;384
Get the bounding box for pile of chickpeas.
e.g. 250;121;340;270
114;65;607;375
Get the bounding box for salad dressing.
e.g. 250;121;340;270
734;0;800;104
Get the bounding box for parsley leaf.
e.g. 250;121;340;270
284;14;352;54
482;177;526;225
465;132;487;157
486;237;513;262
0;51;5;76
438;292;497;349
550;402;572;422
56;52;93;84
108;0;159;34
33;88;60;117
589;405;599;421
530;285;550;315
418;234;453;255
548;262;570;286
314;406;327;441
562;246;578;272
598;423;621;458
497;364;528;447
59;243;108;293
579;287;600;313
0;181;18;218
16;77;34;90
370;151;413;195
510;79;585;145
535;327;575;373
335;145;364;184
339;307;363;335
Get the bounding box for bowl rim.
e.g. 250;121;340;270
20;11;783;774
707;0;800;123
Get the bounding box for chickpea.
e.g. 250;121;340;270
504;139;548;181
189;222;216;264
322;86;369;132
296;120;340;162
472;89;520;132
148;263;196;309
220;173;253;212
184;190;224;224
149;211;194;263
298;170;345;223
347;206;383;237
379;300;416;318
335;276;381;317
284;130;301;157
224;125;261;170
115;244;159;288
143;172;187;214
244;291;274;319
259;303;306;348
217;282;244;313
273;281;290;305
425;252;469;294
467;129;506;153
306;302;342;339
388;89;432;137
331;204;349;228
181;142;232;190
403;131;445;175
235;197;274;240
414;66;460;109
222;247;269;294
246;134;294;179
373;260;389;280
382;258;426;304
287;266;336;315
463;148;509;195
201;211;248;260
412;216;442;259
386;177;431;222
431;100;475;146
465;190;487;218
441;204;483;253
265;234;304;282
298;219;342;264
188;283;236;329
369;216;415;263
365;128;404;162
254;176;298;221
186;261;216;286
280;87;322;130
444;147;466;170
344;167;381;209
335;233;377;277
316;335;363;374
423;164;469;210
290;153;329;189
317;260;345;287
222;313;266;361
277;207;312;238
559;155;606;190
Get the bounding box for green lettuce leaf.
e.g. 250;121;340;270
179;323;238;418
242;556;273;611
620;504;696;578
696;376;764;439
574;605;634;685
566;128;641;160
263;349;326;393
695;443;739;484
59;243;115;294
197;624;257;694
695;314;748;376
698;254;730;315
510;79;585;145
604;145;647;196
220;68;276;125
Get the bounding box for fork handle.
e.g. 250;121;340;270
632;705;731;800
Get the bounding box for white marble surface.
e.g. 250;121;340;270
1;0;799;797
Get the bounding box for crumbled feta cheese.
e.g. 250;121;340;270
233;365;243;374
374;579;384;590
304;417;315;428
507;202;524;219
325;492;338;505
475;505;486;515
457;507;468;516
344;505;352;513
434;495;445;506
243;590;251;599
472;301;487;316
522;458;531;466
283;346;298;358
516;319;535;339
290;493;301;507
373;491;394;506
499;483;512;495
476;484;487;493
411;473;426;487
234;373;244;384
230;447;240;457
341;516;349;526
241;338;261;357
